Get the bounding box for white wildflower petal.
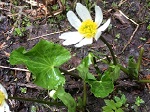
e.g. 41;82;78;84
67;11;82;30
76;3;92;21
0;84;8;99
59;32;83;45
4;101;10;112
98;18;111;31
59;32;75;39
75;38;93;47
0;101;10;112
95;5;103;27
94;30;102;41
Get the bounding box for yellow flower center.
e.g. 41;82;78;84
0;91;5;106
78;19;98;38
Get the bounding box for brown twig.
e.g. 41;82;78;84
118;0;127;7
27;28;69;41
0;65;77;76
0;65;29;72
118;10;139;54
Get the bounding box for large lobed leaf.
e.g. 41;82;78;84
9;39;71;89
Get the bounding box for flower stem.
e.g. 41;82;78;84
83;81;87;111
100;36;117;65
8;96;64;106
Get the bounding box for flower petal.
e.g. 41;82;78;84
59;32;83;45
0;84;8;99
75;38;93;47
98;18;111;31
95;5;103;27
67;11;81;30
76;3;92;21
94;30;102;41
3;101;10;112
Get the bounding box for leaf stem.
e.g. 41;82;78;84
83;81;87;112
138;80;150;83
137;47;144;72
100;36;117;65
117;64;129;74
8;96;64;106
93;57;102;78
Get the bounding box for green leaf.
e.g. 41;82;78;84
116;108;124;112
56;86;76;112
120;94;127;104
104;100;116;110
89;74;114;98
9;40;71;89
114;96;121;102
109;65;120;82
102;106;113;112
127;56;138;79
77;53;96;81
114;96;123;108
114;94;126;108
115;102;123;108
77;97;84;110
135;96;144;106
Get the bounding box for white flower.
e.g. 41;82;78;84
59;3;111;47
0;84;11;112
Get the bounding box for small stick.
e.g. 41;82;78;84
118;10;139;54
0;65;29;72
0;65;76;74
27;28;69;41
118;0;127;7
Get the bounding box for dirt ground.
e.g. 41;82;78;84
0;0;150;112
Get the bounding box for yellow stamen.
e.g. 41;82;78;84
78;19;98;38
0;91;5;106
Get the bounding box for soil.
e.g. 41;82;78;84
0;0;150;112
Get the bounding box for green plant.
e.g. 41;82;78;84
30;105;37;112
77;53;116;98
102;1;108;7
115;33;120;39
140;37;147;41
127;47;144;80
9;40;76;112
13;27;26;37
111;2;118;8
147;24;150;30
12;0;19;5
13;17;31;37
135;96;144;107
20;87;27;94
9;38;146;111
84;0;95;11
102;94;127;112
8;2;149;112
131;96;145;111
